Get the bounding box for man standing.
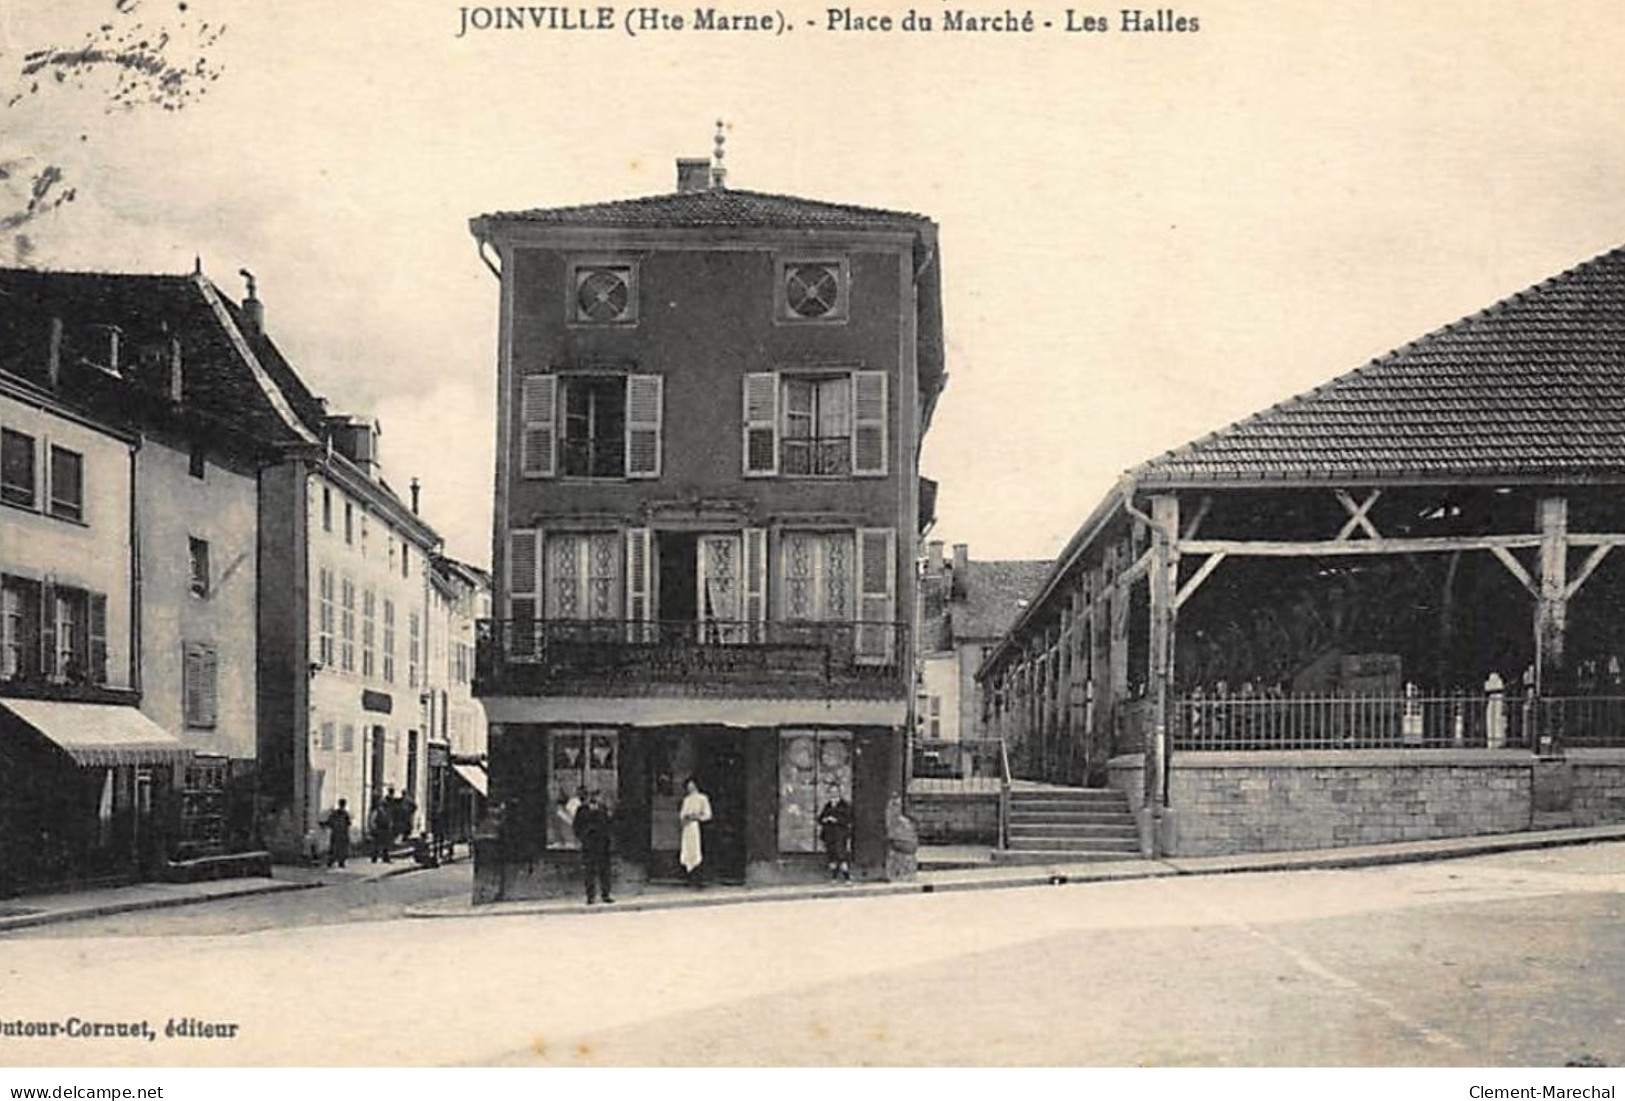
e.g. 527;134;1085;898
322;799;352;868
572;789;615;905
369;788;396;863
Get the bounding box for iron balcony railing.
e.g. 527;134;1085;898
1167;692;1625;752
781;435;851;476
476;617;908;698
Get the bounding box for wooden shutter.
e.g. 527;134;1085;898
507;528;540;661
39;580;55;680
856;528;896;664
742;372;779;476
744;528;767;640
88;593;107;686
625;375;663;478
519;374;557;478
625;528;652;641
184;642;218;728
852;371;888;476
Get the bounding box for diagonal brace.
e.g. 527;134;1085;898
1335;488;1383;540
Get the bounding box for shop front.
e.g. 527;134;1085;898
475;715;902;902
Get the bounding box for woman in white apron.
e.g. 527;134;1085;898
679;777;712;886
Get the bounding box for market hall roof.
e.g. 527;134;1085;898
1132;243;1625;486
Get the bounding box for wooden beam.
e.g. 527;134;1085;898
1180;534;1544;557
1121;547;1155;586
1175;552;1227;610
1148;495;1178;826
1565;544;1613;601
1181;495;1212;541
1334;487;1383;540
1490;545;1538;598
1536;497;1569;693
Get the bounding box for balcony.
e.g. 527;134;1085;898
475;618;908;699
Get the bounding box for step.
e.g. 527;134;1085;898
1010;795;1130;810
991;848;1143;865
1010;788;1126;801
1001;836;1141;853
1008;824;1139;841
1008;809;1135;826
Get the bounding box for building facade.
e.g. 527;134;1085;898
470;154;946;899
427;555;491;846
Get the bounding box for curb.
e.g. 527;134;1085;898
403;825;1625;921
0;878;318;934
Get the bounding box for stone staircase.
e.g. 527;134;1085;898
993;786;1142;865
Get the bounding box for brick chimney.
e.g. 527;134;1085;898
676;158;711;193
926;540;944;578
950;543;969;600
239;269;264;333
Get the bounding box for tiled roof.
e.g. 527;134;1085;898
474;187;934;232
949;560;1054;641
1133;244;1625;484
0;268;315;449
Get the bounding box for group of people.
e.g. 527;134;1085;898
567;779;856;904
316;786;416;868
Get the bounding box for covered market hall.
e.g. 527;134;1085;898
980;244;1625;857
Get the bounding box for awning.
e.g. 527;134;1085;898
0;699;193;767
452;763;488;797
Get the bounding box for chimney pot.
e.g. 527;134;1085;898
410;477;421;516
927;541;944;576
951;544;969;599
676;158;712;193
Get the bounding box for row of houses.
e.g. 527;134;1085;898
0;266;488;896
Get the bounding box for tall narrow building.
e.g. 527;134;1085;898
469;148;945;898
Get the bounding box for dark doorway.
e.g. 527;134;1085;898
696;731;747;884
657;532;699;628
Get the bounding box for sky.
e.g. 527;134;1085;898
5;0;1625;568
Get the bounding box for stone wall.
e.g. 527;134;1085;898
1105;750;1625;857
908;791;999;844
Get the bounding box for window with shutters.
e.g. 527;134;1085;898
319;721;335;752
777;528;896;662
183;641;219;728
518;373;661;480
48;445;84;522
362;589;377;679
409;611;422;688
317;568;335;667
1;578;103;685
1;428;36;509
340;578;356;673
743;371;887;478
383;599;396;684
775;257;849;323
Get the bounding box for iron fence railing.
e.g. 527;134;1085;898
1167;692;1625;752
476;617;907;694
910;738;1005;793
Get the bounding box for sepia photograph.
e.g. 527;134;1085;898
1;0;1624;1087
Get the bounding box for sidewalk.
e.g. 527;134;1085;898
0;846;448;934
403;822;1625;920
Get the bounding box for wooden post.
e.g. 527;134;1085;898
1536;497;1569;696
1148;495;1179;840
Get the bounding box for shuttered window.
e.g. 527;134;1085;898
625;374;663;478
508;529;540;660
184;641;219;728
857;528;897;664
744;372;888;478
625;528;652;640
520;374;557;478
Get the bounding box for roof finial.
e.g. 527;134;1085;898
710;119;727;189
193;255;202;276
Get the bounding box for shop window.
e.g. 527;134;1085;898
777;730;852;853
546;727;618;850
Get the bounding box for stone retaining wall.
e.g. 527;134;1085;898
1108;749;1625;857
908;791;999;844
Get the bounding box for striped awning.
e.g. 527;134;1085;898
0;699;193;767
452;763;488;796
